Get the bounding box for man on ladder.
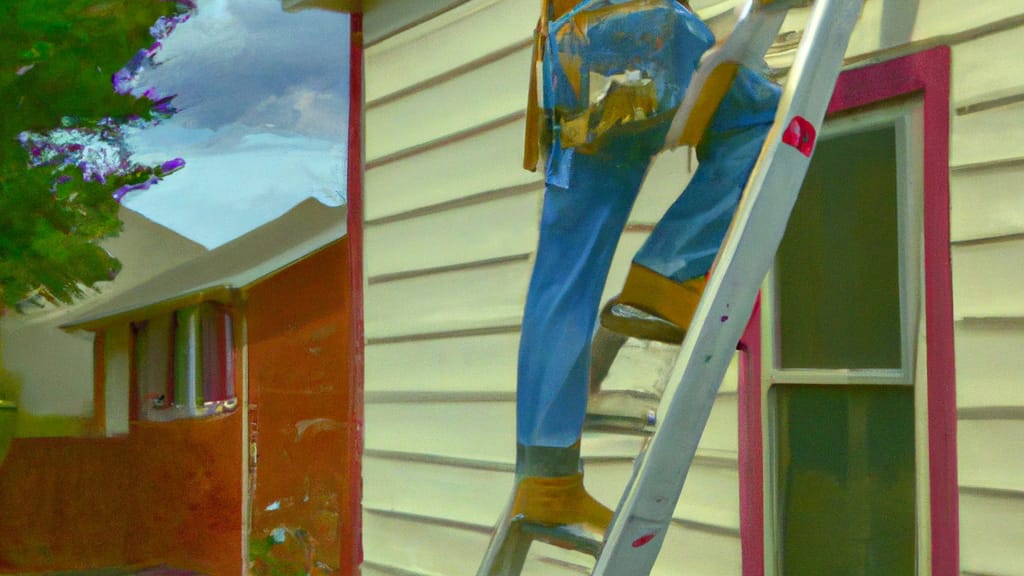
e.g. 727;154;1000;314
484;0;865;571
512;0;780;540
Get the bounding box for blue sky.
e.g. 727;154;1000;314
122;0;351;248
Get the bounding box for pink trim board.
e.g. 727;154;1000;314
736;46;957;576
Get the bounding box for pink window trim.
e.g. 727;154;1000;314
736;46;957;576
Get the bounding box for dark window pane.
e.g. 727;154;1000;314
776;385;915;575
776;127;902;369
173;306;196;408
133;315;174;418
200;303;233;403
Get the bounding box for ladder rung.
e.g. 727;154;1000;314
583;413;656;436
585;390;659;435
755;0;813;12
517;520;604;557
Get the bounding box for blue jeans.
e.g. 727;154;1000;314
517;67;781;447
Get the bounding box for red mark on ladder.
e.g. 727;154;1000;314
632;533;657;548
782;116;816;157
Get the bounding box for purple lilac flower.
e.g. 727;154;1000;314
112;67;135;95
20;1;196;202
20;126;138;183
113;176;161;202
150;8;193;41
159;158;186;175
114;2;196;102
151;96;177;116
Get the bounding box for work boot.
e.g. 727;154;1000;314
511;443;613;536
599;263;706;344
589;263;706;408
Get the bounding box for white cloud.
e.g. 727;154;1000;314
137;0;350;134
124;129;347;248
243;87;348;139
124;0;351;247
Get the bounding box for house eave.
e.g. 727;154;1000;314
60;285;240;332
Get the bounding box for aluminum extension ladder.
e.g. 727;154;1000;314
478;0;864;573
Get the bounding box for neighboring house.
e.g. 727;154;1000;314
360;1;1024;575
0;199;360;575
0;207;207;438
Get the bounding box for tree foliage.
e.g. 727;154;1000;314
0;0;187;308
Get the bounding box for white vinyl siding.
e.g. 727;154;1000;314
362;1;1024;574
363;1;743;573
949;17;1024;576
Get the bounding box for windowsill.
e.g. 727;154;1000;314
138;397;238;423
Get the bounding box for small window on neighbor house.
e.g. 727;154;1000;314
135;313;174;415
133;302;235;421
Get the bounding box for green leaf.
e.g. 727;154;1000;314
0;0;186;308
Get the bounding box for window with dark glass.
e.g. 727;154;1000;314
769;120;918;575
133;302;234;420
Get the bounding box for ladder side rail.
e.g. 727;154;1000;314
592;0;864;573
478;496;531;576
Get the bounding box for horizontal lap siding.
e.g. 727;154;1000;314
951;236;1024;320
957;419;1024;493
953;23;1024;112
363;0;743;573
950;31;1024;301
950;17;1024;576
364;0;473;46
365;401;515;463
365;0;533;102
364;2;557;571
950;162;1024;242
953;320;1024;410
363;455;743;530
365;331;520;396
364;396;739;468
367;45;532;160
959;492;1024;576
363;454;740;572
365;259;530;340
365;189;539;278
952;100;1024;169
764;0;1024;71
359;0;1024;571
362;512;494;576
365;120;539;220
363;1;1024;571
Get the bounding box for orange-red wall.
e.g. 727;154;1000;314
246;239;356;576
0;239;354;575
0;413;242;574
